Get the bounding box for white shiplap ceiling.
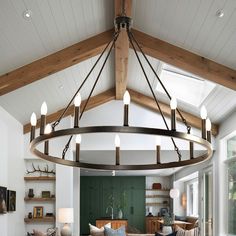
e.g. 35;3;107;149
0;0;235;126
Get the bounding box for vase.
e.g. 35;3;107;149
162;226;172;234
28;189;34;198
118;209;123;219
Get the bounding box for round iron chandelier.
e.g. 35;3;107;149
29;14;213;171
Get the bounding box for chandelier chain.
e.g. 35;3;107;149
129;31;191;133
128;30;182;161
61;30;120;159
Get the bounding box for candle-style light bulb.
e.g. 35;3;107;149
170;97;177;131
41;102;47;115
30;112;37;142
74;93;81;107
30;112;37;126
200;105;207;139
75;134;81;144
115;134;120;147
123;91;130;105
115;134;120;165
44;124;52;134
123;91;130;126
155;136;161;146
156;136;161;164
200;106;207;119
75;134;81;162
74;93;81;128
170;97;177;110
206;118;211;131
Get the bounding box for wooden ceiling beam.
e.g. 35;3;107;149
23;89;115;134
131;29;236;91
114;0;132;99
128;89;219;136
0;29;114;96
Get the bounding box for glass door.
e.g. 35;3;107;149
203;168;213;236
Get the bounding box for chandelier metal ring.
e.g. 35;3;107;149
30;126;213;170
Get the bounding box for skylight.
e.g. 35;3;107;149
156;64;216;108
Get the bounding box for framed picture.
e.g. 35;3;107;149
42;191;50;198
33;206;43;218
7;190;16;211
0;186;7;214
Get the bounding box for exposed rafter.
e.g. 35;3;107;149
0;29;113;96
115;0;132;99
128;89;219;136
23;89;115;134
132;29;236;91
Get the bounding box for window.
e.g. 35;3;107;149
186;179;199;217
225;135;236;235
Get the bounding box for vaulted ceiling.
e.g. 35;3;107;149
0;0;235;136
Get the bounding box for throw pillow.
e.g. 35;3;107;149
104;225;126;236
176;226;199;236
89;223;111;236
155;232;176;236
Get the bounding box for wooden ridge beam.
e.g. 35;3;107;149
131;29;236;91
0;29;114;96
23;89;115;134
128;89;219;136
115;0;132;99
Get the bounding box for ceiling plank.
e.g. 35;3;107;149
0;29;114;96
128;89;219;136
23;89;115;134
131;29;236;91
115;0;132;99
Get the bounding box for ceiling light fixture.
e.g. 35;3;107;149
29;7;213;171
216;9;224;18
23;10;32;20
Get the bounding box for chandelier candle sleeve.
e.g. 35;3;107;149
206;118;212;143
74;93;81;128
40;102;47;135
44;124;52;155
200;106;207;139
30;112;37;142
123;91;130;126
170;97;177;131
190;141;194;159
115;135;120;165
75;134;81;162
156;136;161;164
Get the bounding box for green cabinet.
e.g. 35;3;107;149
80;176;145;235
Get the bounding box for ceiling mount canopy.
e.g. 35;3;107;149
29;13;213;171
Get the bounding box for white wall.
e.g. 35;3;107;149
0;106;25;236
173;111;236;236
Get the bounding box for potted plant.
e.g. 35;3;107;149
116;191;127;219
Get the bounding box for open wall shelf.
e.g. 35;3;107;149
24;217;55;223
24;176;56;181
24;197;55;202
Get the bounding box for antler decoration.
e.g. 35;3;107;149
26;163;56;175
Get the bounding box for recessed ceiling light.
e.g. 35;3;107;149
23;10;32;20
216;9;224;18
59;85;63;89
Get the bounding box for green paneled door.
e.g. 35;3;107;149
80;176;145;235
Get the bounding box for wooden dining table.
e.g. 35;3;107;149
157;219;192;230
